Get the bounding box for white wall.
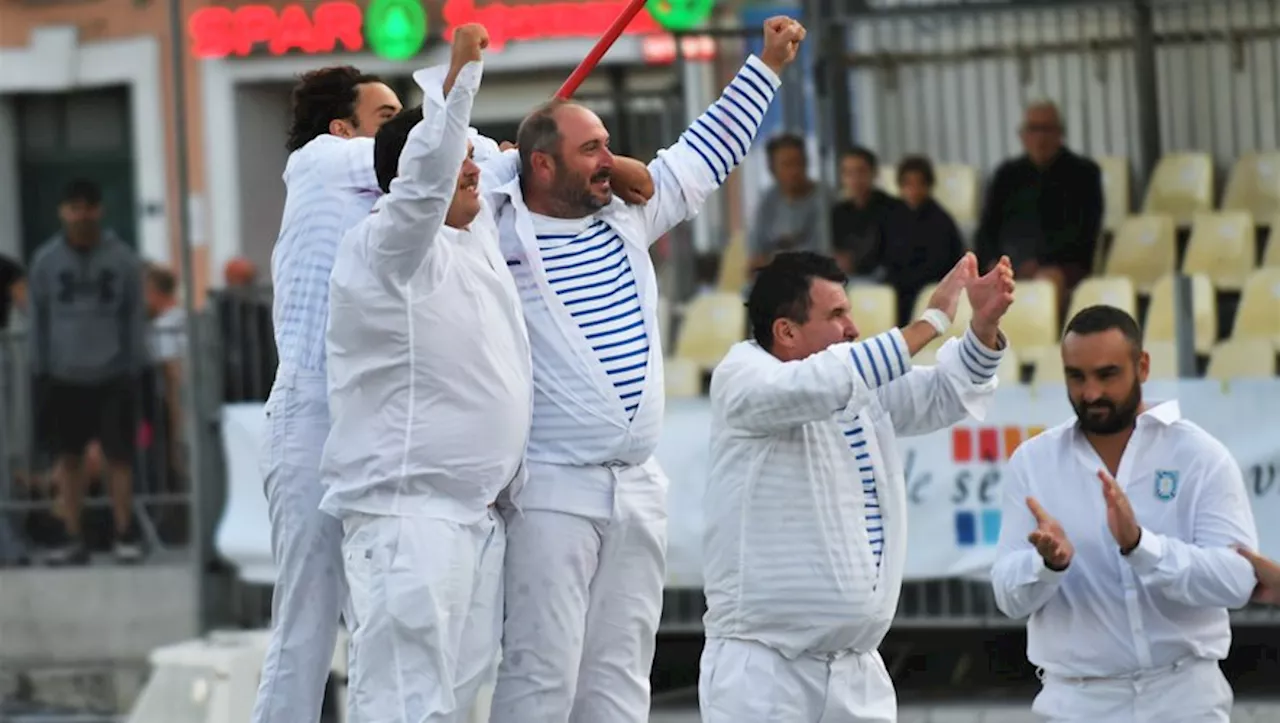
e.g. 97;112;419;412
846;0;1280;205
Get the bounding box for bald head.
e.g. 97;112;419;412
224;257;257;288
1020;100;1065;166
517;100;615;218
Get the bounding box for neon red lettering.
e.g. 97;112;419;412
270;5;317;55
232;5;277;56
188;7;235;59
314;2;365;53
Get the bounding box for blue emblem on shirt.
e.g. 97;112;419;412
1154;469;1179;501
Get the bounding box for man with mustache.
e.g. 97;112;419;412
990;304;1258;723
486;16;807;723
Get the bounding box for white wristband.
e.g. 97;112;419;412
919;308;951;336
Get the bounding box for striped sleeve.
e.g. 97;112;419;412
956;327;1005;385
848;329;911;389
637;55;782;241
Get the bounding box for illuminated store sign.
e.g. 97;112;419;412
189;0;715;59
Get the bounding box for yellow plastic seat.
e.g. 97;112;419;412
1181;211;1256;291
1032;355;1064;383
1222;151;1280;219
1141;152;1214;226
910;284;972;341
1104;215;1177;294
847;284;898;339
1003;279;1060;352
1066;276;1138;321
1206;338;1277;380
716;232;748;294
934;164;980;227
1231;268;1280;346
1097;156;1131;232
1142;341;1181;380
663;356;703;398
673;292;746;371
1145;273;1218;354
877;165;900;196
1261;216;1280;268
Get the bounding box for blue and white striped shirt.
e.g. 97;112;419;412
532;215;647;421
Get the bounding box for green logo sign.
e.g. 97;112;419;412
646;0;716;32
366;0;429;61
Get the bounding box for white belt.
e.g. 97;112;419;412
1039;655;1200;684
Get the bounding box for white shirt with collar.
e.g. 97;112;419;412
990;400;1259;678
703;327;1005;659
319;60;531;524
488;55;782;517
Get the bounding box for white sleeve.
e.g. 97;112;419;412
713;329;912;434
631;55;781;244
1124;450;1259;609
876;326;1006;437
990;450;1068;619
316;136;379;194
361;61;481;286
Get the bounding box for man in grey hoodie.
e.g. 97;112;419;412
28;179;148;564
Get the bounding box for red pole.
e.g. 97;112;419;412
554;0;650;99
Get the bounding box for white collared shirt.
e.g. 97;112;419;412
703;328;1004;659
990;401;1259;678
320;60;532;523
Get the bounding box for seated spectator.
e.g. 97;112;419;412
211;257;276;402
830;146;900;279
749;133;825;271
880;156;966;326
976;100;1103;305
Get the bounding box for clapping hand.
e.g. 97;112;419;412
1098;469;1142;554
1026;497;1074;571
968;255;1014;346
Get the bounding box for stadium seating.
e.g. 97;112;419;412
664;357;703;398
1097;155;1131;232
997;279;1059;365
673;292;746;371
1206;337;1278;380
911;284;973;341
1066;276;1138;320
1222;151;1280;219
1262;217;1280;267
1232;267;1280;347
1104;214;1177;294
934;164;980;228
1182;211;1256;291
847;284;898;339
1145;272;1218;354
877;165;899;196
717;232;749;294
1143;341;1181;380
1141;152;1214;226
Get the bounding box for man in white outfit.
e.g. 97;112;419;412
320;25;527;722
990;305;1258;723
485;16;807;723
700;250;1015;722
253;64;401;723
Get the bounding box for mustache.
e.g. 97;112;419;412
590;168;611;183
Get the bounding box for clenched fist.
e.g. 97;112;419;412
760;16;805;75
452;23;489;65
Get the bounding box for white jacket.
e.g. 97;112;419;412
320;60;531;524
703;328;1004;658
489;54;781;482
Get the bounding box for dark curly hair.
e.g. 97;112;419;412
286;66;384;152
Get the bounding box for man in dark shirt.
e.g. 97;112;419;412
880;156;967;326
831;146;900;278
975;102;1103;303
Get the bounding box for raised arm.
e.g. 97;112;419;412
1117;454;1258;609
990;454;1070;620
633;17;805;242
362;30;486;285
875;256;1014;436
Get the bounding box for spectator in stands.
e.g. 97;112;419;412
0;255;24;330
749;133;824;271
144;264;187;507
1237;547;1280;605
212;256;276;402
975;101;1103;305
830;146;899;278
879;156;967;326
28;179;148;564
990;305;1255;722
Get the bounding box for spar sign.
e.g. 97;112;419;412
189;0;717;60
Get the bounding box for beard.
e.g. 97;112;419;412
1073;379;1142;435
550;164;611;216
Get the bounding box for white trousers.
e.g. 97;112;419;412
699;638;897;723
489;467;668;723
1032;657;1232;723
342;509;505;723
251;376;344;723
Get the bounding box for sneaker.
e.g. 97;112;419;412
113;523;145;564
44;537;89;566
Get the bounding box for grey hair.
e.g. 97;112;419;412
1023;99;1065;132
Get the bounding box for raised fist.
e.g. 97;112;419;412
452;23;489;65
761;17;806;75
